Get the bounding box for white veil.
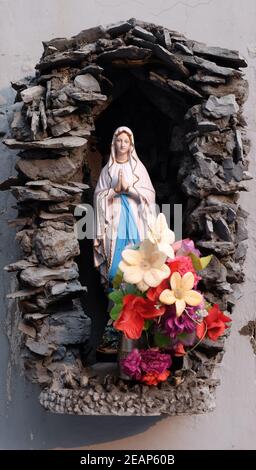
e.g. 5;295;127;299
93;126;156;288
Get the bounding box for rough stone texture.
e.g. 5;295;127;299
199;77;249;106
15;148;85;183
39;372;219;416
20;262;79;287
11;185;77;202
105;20;133;36
1;18;249;417
240;321;256;355
203;94;239;118
97;45;152;63
191;44;247;68
26;309;91;352
133;26;156;43
176;54;240;77
4;136;87;150
33;226;80;267
149;71;201;98
153;45;189;77
74;74;101;93
36;44;98;72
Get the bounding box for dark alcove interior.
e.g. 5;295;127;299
76;72;190;366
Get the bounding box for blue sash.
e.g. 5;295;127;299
108;194;140;283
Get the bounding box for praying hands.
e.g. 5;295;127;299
114;169;129;193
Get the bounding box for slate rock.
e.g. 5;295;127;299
16;148;84;183
203;94;239;118
194;153;219;178
11;185;74;203
234;241;248;261
34;226;80;267
36;280;87;309
235;129;243;161
225;260;244;283
236;216;248;242
213;217;233;241
198;255;227;284
26;301;91;354
4;136;87;150
74;74;101;93
20;262;79;287
105;21;133;36
20;85;45;103
153;44;189;78
196;240;235;256
76;65;103;78
97;45;152;63
192;44;247;68
189;73;226;85
199;77;249;106
36;44;97;72
67;89;107;103
10;110;33;141
194;130;236;160
4;259;38;272
126;36;155;51
133;26;156;43
197;121;219;133
174;42;193;55
177;54;239;77
227;207;237;224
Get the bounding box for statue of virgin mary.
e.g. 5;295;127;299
93;126;156;289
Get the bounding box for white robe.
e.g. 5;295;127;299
93;127;156;289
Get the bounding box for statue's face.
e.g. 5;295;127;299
115;132;131;157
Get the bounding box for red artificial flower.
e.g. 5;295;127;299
141;370;170;386
114;298;144;340
197;304;232;342
114;294;166;340
147;278;170;302
167;256;201;287
174;343;186;356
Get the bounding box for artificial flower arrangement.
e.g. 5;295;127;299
108;214;232;386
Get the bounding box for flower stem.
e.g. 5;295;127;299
185;321;208;354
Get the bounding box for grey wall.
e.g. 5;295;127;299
0;0;256;450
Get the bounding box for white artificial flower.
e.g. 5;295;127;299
119;239;170;290
159;271;203;317
147;213;175;259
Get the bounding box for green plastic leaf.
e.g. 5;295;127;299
205;301;213;311
124;284;145;297
108;289;123;304
124;284;138;295
154;332;171;348
177;332;188;341
143;319;153;331
189;253;213;271
199;254;213;270
110;303;123;321
112;268;123;289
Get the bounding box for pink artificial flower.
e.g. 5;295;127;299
167;256;201;287
173;238;201;257
121;348;171;385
